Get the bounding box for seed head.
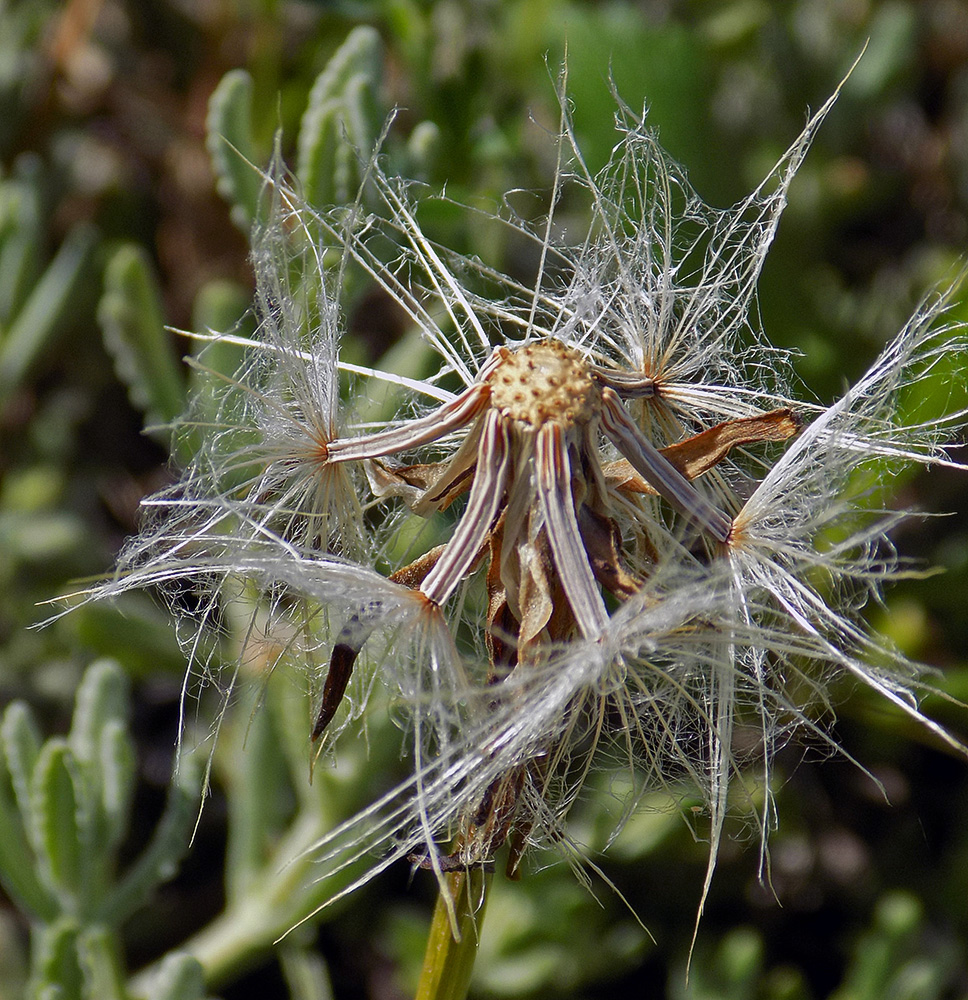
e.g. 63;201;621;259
488;340;601;428
76;74;968;938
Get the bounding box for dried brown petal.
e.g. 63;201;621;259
606;408;799;494
578;506;641;600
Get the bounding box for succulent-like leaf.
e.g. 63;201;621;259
191;278;252;339
141;953;208;1000
30;918;84;1000
65;662;135;883
1;699;42;821
278;945;334;1000
405;120;442;177
0;718;54;920
96;721;136;858
68;660;130;766
0;222;97;408
309;25;382;104
206;69;262;229
77;926;127;1000
183;278;251;458
221;688;290;905
827;892;954;1000
98;245;186;438
296;26;382;206
29;740;88;908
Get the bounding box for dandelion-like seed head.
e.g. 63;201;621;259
80;65;968;945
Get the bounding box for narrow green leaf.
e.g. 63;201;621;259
297;97;342;208
97;721;136;856
300;25;381;126
29;741;85;909
67;596;187;680
139;952;207;1000
1;702;58;918
78;926;127;1000
296;26;382;207
0;904;28;998
342;69;378;160
830;892;925;1000
0;155;45;326
356;324;441;426
191;278;251;339
30;918;84;1000
0;749;55;921
64;662;134;896
334;72;378;202
98;245;186;437
206;69;262;229
177;278;251;463
406;120;442;177
0;222;98;408
68;660;130;766
1;700;43;821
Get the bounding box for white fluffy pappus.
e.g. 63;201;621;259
83;76;968;939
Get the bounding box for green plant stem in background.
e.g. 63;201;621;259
128;810;329;993
416;868;491;1000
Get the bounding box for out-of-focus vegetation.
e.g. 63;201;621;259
1;1;967;998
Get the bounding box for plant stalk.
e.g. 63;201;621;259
415;867;491;1000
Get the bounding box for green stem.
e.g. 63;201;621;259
125;810;329;994
416;867;491;1000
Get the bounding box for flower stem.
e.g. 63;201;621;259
415;867;491;1000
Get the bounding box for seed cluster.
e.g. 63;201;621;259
487;339;601;429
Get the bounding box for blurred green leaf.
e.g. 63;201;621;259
828;892;957;1000
207;69;263;230
296;25;383;207
0;222;97;409
30;740;86;908
77;926;127;1000
98;244;186;439
68;660;130;766
0;154;44;325
1;699;43;819
142;952;209;1000
0;704;53;920
31;918;85;1000
95;720;137;858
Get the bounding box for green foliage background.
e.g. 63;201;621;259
1;1;967;998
